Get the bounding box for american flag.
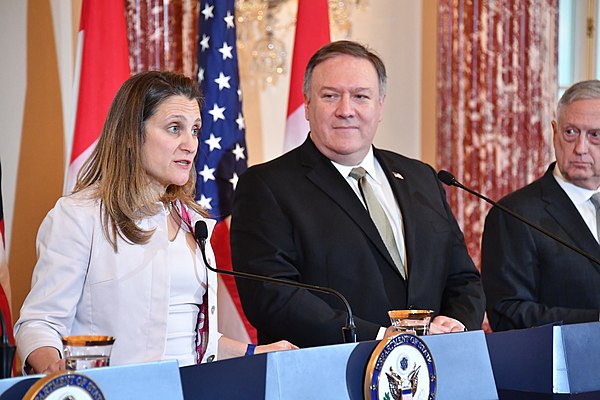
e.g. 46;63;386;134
196;0;256;343
195;0;247;218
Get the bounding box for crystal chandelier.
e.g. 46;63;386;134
235;0;367;86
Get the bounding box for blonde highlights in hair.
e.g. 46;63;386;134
74;71;207;250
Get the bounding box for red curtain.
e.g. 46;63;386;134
125;0;198;76
437;0;558;267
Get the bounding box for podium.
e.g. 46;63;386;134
0;360;183;399
0;330;497;399
181;330;498;399
486;322;600;398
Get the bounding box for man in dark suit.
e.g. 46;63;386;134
482;80;600;332
230;40;484;347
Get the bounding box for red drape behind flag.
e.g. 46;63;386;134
437;0;556;268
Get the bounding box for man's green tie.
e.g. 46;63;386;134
349;167;406;279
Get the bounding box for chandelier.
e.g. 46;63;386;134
235;0;367;86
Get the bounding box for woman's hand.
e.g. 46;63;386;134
26;347;66;374
255;340;298;354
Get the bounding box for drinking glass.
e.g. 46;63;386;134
62;336;115;371
388;309;433;336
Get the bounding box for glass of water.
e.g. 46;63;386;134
62;336;115;371
388;309;433;336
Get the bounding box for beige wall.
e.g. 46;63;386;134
421;0;438;166
0;0;436;334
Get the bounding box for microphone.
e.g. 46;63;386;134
437;170;600;266
193;221;357;343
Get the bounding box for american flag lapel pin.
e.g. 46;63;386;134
393;171;404;180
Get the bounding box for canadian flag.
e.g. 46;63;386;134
283;0;330;152
65;0;130;193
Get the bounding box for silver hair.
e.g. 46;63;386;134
302;40;387;101
557;80;600;118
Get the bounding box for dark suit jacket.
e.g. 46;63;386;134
482;163;600;331
230;138;484;347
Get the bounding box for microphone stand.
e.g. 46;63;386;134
193;221;357;344
437;170;600;266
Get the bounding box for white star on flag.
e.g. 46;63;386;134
205;133;222;151
224;10;235;28
199;165;216;182
197;194;213;210
199;34;210;51
229;172;239;189
236;113;245;130
218;42;233;60
201;4;214;20
208;103;226;122
232;143;246;161
214;72;231;90
197;67;204;83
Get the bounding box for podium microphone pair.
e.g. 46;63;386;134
193;221;358;343
437;170;600;266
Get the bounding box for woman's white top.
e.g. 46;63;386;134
163;228;207;366
14;187;221;368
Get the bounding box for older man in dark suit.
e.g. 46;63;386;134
230;40;484;347
482;80;600;332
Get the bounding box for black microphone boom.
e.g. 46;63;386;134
437;169;600;266
193;221;357;344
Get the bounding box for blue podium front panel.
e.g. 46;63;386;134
0;360;183;399
179;331;497;399
487;322;600;395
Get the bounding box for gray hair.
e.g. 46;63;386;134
302;40;387;101
557;80;600;118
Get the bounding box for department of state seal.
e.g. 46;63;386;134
23;370;105;400
365;333;436;400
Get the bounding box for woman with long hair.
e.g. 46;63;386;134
15;71;296;374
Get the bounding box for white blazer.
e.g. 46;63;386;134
14;188;221;367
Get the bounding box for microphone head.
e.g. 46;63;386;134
437;170;457;186
194;221;208;243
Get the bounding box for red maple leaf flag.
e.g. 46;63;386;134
65;0;130;193
283;0;330;152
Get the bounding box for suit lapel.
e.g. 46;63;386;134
540;166;600;270
299;140;399;272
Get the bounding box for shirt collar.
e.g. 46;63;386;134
331;147;379;181
553;164;599;204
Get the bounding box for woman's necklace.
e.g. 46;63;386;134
166;202;181;241
165;201;173;216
